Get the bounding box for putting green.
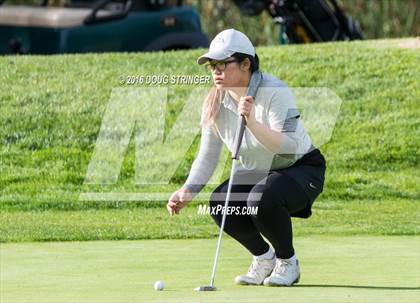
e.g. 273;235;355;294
1;236;419;303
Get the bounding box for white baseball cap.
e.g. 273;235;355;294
197;28;255;65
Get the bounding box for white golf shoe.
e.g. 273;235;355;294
234;255;276;285
263;258;300;286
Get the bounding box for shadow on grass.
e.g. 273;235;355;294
296;284;420;290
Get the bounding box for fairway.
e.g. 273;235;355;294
1;236;419;303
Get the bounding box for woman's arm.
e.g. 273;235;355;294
238;88;301;155
246;120;298;154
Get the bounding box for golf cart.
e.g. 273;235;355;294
0;0;209;54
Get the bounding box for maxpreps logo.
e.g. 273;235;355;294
197;204;259;216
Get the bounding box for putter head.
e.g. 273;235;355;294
194;286;217;291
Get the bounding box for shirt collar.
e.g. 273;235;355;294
221;91;239;115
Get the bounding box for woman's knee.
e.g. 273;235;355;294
208;196;222;224
246;185;280;219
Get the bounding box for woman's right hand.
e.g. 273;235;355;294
167;187;193;216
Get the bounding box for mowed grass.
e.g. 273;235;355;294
1;236;419;303
1;38;419;241
0;198;418;242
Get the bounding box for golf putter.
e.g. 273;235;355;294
195;71;262;292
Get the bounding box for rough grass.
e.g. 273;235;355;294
0;38;419;242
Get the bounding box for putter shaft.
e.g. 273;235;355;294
209;160;237;287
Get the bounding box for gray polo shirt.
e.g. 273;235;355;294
184;72;312;196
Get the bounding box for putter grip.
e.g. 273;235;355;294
232;115;246;160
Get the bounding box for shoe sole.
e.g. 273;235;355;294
264;274;300;287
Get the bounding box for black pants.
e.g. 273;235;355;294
209;148;326;259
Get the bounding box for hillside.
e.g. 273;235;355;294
0;38;419;242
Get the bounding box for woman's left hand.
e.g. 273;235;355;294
238;96;256;126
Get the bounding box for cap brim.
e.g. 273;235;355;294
197;50;234;65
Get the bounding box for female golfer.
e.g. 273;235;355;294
167;29;326;286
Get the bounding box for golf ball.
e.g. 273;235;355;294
154;280;164;291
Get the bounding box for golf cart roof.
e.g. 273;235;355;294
0;5;113;28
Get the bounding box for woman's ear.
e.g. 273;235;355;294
240;58;251;71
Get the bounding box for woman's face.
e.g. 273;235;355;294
207;57;250;89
